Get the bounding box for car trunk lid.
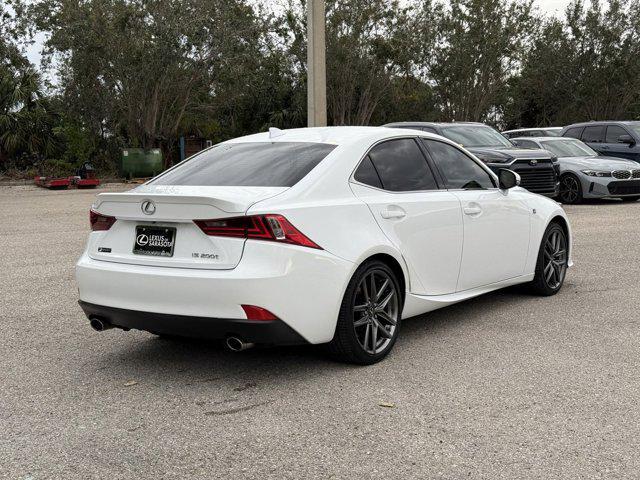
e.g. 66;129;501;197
87;186;287;269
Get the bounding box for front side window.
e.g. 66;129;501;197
366;138;438;191
582;125;605;143
439;125;513;148
563;126;584;139
514;139;539;149
151;142;336;187
423;139;495;190
605;125;629;143
542;129;561;137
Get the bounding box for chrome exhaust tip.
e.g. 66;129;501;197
89;316;114;332
225;336;255;352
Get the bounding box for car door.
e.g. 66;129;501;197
580;125;606;154
421;138;531;292
601;125;639;161
349;137;463;296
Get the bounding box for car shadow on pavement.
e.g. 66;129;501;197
85;286;533;387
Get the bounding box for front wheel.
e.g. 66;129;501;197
558;174;583;204
326;260;402;365
528;222;568;296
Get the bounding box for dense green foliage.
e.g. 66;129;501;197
1;0;639;177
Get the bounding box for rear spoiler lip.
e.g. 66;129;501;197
93;187;289;217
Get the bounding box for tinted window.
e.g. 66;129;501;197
539;139;598;157
542;128;561;137
563;126;584;139
353;156;382;188
420;127;438;134
423;140;495;190
606;125;629;143
581;125;605;143
439;125;513;148
152;142;336;187
368;139;438;191
514;139;538;149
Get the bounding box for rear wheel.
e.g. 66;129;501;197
621;196;640;202
326;260;402;365
558;174;583;204
528;222;568;296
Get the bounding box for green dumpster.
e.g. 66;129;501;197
120;148;163;178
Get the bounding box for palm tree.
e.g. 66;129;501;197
0;63;58;162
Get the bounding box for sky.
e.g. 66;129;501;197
24;0;578;67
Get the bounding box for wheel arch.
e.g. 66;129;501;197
548;214;572;266
364;253;407;303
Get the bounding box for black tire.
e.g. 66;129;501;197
558;173;583;204
621;196;640;202
326;260;403;365
527;222;568;296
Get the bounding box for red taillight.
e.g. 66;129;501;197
194;214;321;249
241;305;278;321
90;209;116;231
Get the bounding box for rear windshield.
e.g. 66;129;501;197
151;142;337;187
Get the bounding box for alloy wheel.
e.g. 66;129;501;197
543;229;567;290
352;270;399;355
560;176;579;203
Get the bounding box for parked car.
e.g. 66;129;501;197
512;136;640;204
383;122;560;197
502;127;563;139
561;121;640;162
77;127;572;364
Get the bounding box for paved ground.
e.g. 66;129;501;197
2;185;640;479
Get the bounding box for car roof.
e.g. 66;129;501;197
513;136;578;142
383;121;486;128
224;126;445;147
503;127;562;133
564;120;640;127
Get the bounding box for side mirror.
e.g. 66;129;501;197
618;134;635;145
498;169;520;190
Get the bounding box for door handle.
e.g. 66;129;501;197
463;205;482;216
380;207;406;219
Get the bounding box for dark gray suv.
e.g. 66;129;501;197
561;121;640;162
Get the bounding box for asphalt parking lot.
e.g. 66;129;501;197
2;184;640;479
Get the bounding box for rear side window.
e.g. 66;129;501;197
353;156;383;189
605;125;628;143
423;139;495;190
367;138;438;191
151;142;336;187
582;125;605;143
514;139;538;149
563;126;584;139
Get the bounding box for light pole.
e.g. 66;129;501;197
307;0;327;127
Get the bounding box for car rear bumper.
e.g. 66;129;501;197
79;301;307;344
76;241;355;344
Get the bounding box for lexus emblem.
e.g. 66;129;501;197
141;200;156;215
529;159;538;166
136;234;149;246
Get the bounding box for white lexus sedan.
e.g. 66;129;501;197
76;127;572;364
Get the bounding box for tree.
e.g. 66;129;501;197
426;0;537;123
32;0;276;165
506;0;640;127
0;1;58;165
